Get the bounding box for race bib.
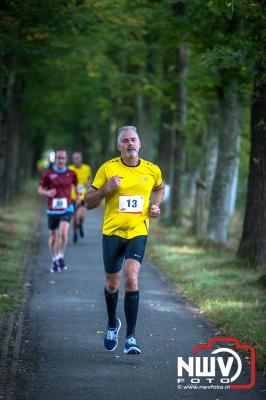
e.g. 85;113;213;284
52;198;67;210
119;195;144;214
78;184;85;193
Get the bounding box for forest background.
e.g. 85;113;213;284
0;0;265;367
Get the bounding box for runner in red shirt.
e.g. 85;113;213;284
38;149;81;272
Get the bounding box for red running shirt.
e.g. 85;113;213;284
39;168;77;211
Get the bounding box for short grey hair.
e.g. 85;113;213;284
117;126;139;144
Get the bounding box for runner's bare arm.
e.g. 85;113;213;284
85;176;121;210
38;185;56;198
84;187;106;209
87;177;93;188
74;184;82;204
150;182;165;218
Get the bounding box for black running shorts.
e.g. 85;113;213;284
47;212;73;231
102;234;147;274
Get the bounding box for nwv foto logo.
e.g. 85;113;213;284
177;338;256;390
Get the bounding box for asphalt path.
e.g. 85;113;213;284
14;208;265;400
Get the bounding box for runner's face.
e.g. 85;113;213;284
55;151;67;169
72;153;82;167
118;131;141;159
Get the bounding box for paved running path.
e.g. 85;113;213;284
14;209;265;400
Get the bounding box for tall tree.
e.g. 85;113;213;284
237;0;266;268
207;78;242;243
170;42;189;226
160;0;189;226
187;1;252;243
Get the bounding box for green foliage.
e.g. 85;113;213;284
0;0;263;185
0;180;39;313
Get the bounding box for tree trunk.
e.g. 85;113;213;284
0;108;8;202
228;134;241;216
158;110;175;220
170;43;189;226
193;180;206;236
136;48;161;162
200;110;219;206
188;169;199;209
237;61;266;266
136;91;155;161
0;71;16;202
158;108;173;181
7;75;23;200
207;79;242;244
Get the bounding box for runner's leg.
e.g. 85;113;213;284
105;271;121;327
49;229;59;259
102;235;125;326
77;205;86;237
72;210;78;243
124;259;141;337
58;220;70;258
123;235;147;342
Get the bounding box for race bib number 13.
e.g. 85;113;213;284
119;195;144;214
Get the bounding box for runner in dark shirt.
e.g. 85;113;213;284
38;149;81;272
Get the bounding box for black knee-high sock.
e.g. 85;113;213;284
124;290;139;337
104;287;118;328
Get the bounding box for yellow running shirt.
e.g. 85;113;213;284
92;157;163;239
69;164;92;200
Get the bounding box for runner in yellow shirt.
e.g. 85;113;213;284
85;126;165;354
69;151;92;243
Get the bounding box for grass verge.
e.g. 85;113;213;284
147;222;266;371
0;180;40;315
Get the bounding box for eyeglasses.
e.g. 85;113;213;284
117;126;137;133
